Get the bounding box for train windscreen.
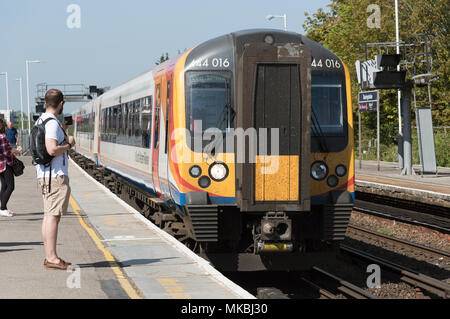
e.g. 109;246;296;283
311;73;346;136
186;72;232;133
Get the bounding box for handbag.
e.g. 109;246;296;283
12;157;25;177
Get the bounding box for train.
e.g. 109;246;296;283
71;29;354;271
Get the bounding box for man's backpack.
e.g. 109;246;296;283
30;118;56;166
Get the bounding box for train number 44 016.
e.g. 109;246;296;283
312;58;341;69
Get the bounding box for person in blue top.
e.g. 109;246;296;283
5;122;18;150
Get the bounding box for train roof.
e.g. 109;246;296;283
74;29;342;115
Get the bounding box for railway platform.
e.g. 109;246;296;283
355;160;450;208
0;156;254;299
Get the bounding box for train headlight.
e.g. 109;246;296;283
189;165;202;178
209;162;229;182
327;175;339;188
311;161;328;181
335;165;347;177
198;176;211;188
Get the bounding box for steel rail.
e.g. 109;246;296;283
353;204;450;234
340;244;450;299
311;266;379;299
300;277;338;299
347;224;450;259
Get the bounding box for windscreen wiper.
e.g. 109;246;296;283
311;108;329;153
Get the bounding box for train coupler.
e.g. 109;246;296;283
255;241;294;254
254;212;293;254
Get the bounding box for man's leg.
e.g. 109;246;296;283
42;215;61;263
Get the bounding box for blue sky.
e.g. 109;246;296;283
0;0;331;114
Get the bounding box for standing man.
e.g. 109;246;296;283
5;121;18;150
36;89;76;270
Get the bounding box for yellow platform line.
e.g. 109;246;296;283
69;196;143;299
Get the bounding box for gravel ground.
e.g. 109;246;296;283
350;211;450;254
367;283;427;299
316;251;426;299
342;211;450;293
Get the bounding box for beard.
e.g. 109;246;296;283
58;106;63;115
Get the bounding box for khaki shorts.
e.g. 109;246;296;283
38;175;71;216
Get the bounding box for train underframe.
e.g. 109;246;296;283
71;151;353;271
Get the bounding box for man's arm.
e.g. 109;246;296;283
45;138;72;157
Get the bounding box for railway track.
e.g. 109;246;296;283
227;268;380;299
354;197;450;234
341;245;450;299
344;225;450;299
226;225;450;300
347;224;450;262
70;152;449;299
301;267;379;299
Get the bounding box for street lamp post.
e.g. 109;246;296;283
0;72;9;113
16;78;24;131
266;14;287;31
395;0;403;169
25;59;40;131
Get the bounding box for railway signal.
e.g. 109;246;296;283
356;35;439;175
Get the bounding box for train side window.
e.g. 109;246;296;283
117;105;123;136
128;102;132;138
122;103;128;137
104;108;108;133
132;101;136;138
112;106;117;132
106;108;110;140
142;96;152;149
107;108;112;141
107;108;111;132
135;99;141;138
128;102;133;138
101;109;106;141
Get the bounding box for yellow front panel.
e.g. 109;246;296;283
255;155;299;201
288;156;299;201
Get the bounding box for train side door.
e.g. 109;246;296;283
89;103;94;154
94;98;102;160
152;82;162;196
159;74;173;198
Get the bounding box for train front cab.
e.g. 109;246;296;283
234;34;312;257
235;32;354;260
178;31;354;270
309;61;355;245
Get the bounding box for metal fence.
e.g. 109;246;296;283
18;130;31;155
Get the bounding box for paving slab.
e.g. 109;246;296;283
0;157;128;299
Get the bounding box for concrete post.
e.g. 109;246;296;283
401;82;415;175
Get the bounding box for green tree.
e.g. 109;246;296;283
155;52;169;65
303;0;449;162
